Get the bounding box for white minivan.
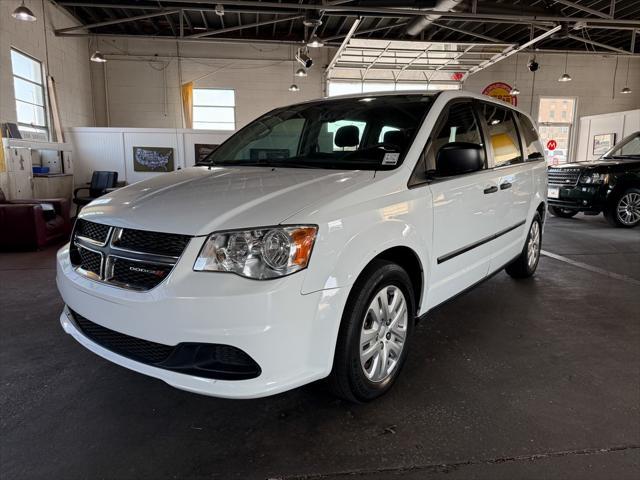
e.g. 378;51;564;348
57;91;547;402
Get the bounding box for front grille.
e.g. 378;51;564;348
548;167;581;186
77;247;102;276
113;228;190;257
70;310;261;380
72;310;173;364
70;220;191;291
110;257;174;290
75;219;110;244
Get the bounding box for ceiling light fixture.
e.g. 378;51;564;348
288;84;300;92
307;34;324;48
90;50;107;63
295;49;313;69
510;53;520;96
295;68;307;77
12;1;37;21
558;51;572;82
621;57;632;94
215;4;224;16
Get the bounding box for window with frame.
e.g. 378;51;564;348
424;101;483;172
537;97;575;165
11;49;49;140
480;103;523;167
193;88;235;130
517;113;545;161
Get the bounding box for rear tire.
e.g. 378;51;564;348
328;259;415;403
603;188;640;228
548;205;578;218
506;213;542;279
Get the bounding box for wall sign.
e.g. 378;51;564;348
482;82;517;106
546;139;557;151
593;133;616;156
133;146;174;172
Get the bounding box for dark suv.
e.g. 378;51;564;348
547;132;640;228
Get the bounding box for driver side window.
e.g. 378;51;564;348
425;101;484;172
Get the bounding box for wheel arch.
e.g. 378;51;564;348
348;245;424;318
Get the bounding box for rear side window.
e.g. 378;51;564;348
517;113;545;161
480;104;523;167
426;101;483;171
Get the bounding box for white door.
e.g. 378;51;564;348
421;100;502;309
477;103;534;270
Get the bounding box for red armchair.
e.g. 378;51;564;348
0;188;71;250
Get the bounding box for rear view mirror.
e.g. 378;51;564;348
436;142;484;177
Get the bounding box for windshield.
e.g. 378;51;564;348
199;94;434;170
602;132;640;159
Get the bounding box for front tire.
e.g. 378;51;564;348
506;213;542;279
548;205;578;218
604;188;640;228
328;259;415;403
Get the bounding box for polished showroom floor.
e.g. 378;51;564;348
1;214;639;479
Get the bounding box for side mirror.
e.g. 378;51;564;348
435;142;484;177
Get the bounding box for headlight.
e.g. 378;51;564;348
193;225;318;279
579;172;608;184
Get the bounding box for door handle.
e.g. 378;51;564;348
500;182;512;190
483;186;498;194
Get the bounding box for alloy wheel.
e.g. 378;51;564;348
359;285;408;383
527;220;541;269
617;192;640;226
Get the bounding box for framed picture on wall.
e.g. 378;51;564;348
593;133;616;156
133;146;174;172
194;144;219;163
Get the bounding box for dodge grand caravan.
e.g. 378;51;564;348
57;91;547;402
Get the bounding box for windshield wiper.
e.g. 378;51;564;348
602;154;640;159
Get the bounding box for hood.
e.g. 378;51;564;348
79;167;374;236
551;159;628;169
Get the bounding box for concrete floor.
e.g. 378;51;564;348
1;213;639;479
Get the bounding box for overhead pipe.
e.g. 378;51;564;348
405;0;463;37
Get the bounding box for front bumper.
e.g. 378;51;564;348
547;184;609;212
56;241;348;399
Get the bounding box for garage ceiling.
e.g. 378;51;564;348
56;1;640;55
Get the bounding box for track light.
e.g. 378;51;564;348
12;1;36;21
288;84;300;92
295;68;307;77
90;51;107;63
307;34;324;48
296;50;313;69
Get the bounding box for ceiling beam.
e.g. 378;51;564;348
467;25;562;77
55;9;180;34
188;14;303;38
430;22;504;43
550;0;612;19
326;18;361;75
57;2;640;26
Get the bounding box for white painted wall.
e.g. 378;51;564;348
575;110;640;162
92;39;330;130
66;127;232;186
0;0;94;129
